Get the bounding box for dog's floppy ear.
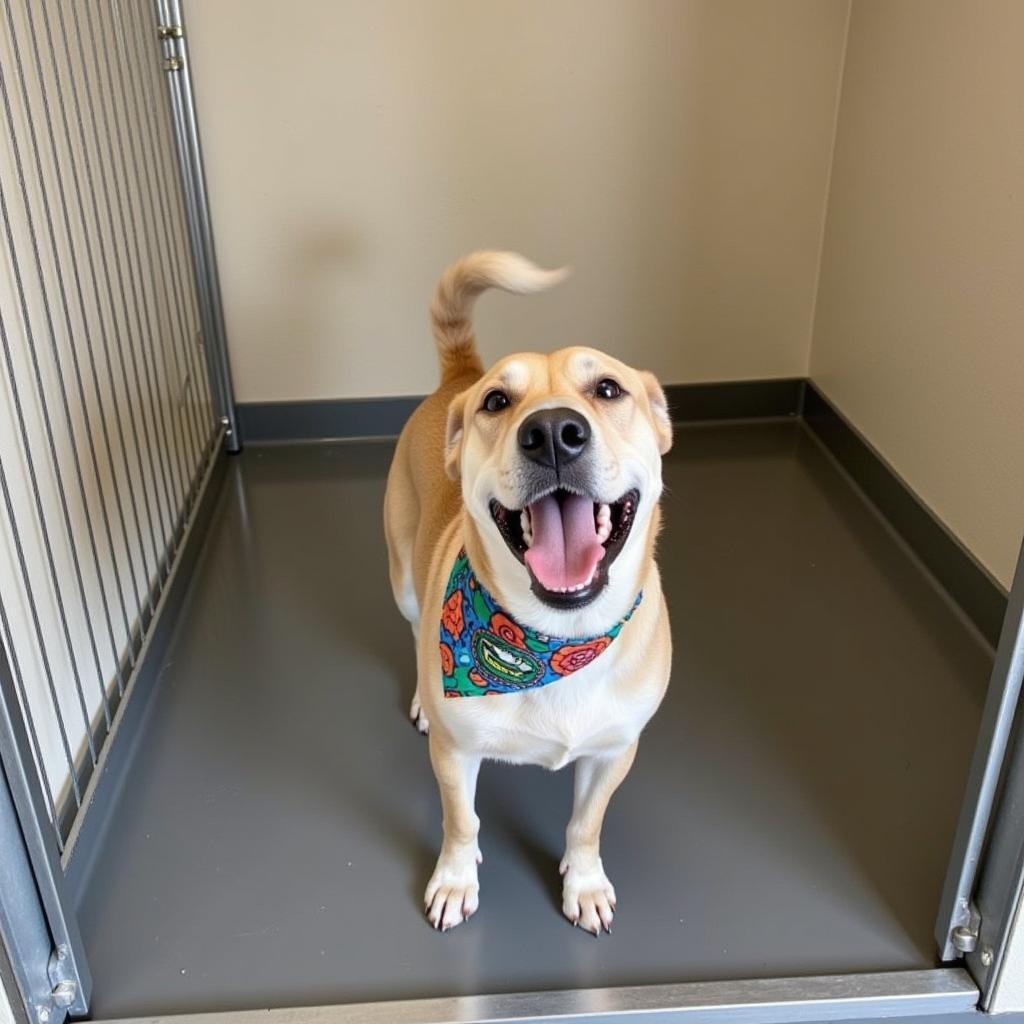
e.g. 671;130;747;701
639;371;672;454
444;390;470;480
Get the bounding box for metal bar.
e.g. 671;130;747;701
61;427;226;881
1;1;117;733
108;0;193;511
0;758;56;1024
76;0;175;550
101;0;191;513
935;534;1024;961
158;0;240;452
0;917;32;1024
96;969;978;1024
126;0;206;477
112;0;200;487
87;0;182;538
143;8;218;452
18;0;135;699
154;3;230;450
0;595;61;847
0;612;92;1019
0;97;103;767
59;0;165;613
953;537;1024;1002
0;444;80;811
36;0;150;648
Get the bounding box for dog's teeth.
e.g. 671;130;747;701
521;510;533;547
595;503;612;544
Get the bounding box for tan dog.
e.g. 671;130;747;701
384;252;672;935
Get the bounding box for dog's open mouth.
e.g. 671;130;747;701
489;488;640;608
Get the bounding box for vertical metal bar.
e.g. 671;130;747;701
936;534;1024;961
19;0;134;696
59;0;164;613
0;447;80;812
36;0;149;661
0;600;61;848
0;63;108;753
87;1;183;535
102;0;192;518
109;0;198;495
0;613;92;1018
155;6;229;450
0;758;58;1024
158;0;241;452
141;3;217;451
125;0;205;479
72;0;175;568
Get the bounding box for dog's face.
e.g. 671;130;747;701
446;347;672;612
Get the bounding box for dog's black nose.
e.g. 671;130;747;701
517;407;591;469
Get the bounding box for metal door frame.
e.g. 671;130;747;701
935;535;1024;981
154;0;239;454
0;1;236;1021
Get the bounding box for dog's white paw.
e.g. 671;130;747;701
425;846;480;931
409;693;429;734
560;854;616;935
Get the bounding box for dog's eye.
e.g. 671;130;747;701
594;378;623;400
482;389;511;413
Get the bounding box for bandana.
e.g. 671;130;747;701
439;549;642;697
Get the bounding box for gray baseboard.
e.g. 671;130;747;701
239;375;1005;645
62;442;228;904
236;378;806;444
802;383;1007;647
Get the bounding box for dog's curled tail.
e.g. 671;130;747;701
431;251;568;382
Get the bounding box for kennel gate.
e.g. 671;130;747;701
0;0;232;1020
0;2;1023;1023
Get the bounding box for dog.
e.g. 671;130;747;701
384;251;672;935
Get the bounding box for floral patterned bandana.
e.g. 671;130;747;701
439;549;642;698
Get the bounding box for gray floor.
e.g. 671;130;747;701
76;422;993;1019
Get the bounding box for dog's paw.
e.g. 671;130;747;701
560;854;616;935
425;847;480;931
409;693;429;734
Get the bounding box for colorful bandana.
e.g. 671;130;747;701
439;549;642;697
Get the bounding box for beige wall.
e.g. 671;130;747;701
811;0;1024;588
184;0;849;402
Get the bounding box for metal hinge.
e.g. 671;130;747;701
34;946;77;1023
949;901;982;956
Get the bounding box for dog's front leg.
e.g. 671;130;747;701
425;732;482;930
560;742;638;935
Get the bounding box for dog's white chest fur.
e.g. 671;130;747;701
440;654;653;770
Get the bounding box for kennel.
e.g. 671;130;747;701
1;2;1023;1023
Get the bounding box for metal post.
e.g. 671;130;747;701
154;0;241;452
0;639;91;1021
935;534;1024;962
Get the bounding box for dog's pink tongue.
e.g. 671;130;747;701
524;493;604;591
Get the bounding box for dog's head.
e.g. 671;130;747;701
446;347;672;619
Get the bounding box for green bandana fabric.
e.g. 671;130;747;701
439;549;642;697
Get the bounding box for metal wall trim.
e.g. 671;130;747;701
62;437;228;900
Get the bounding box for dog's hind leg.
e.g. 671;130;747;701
384;447;427;731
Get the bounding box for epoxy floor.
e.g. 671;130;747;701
77;422;993;1019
